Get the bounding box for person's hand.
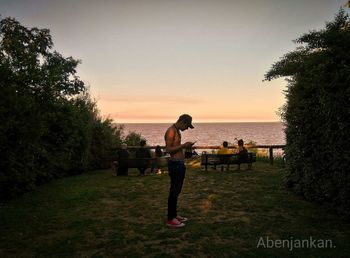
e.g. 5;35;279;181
182;142;195;149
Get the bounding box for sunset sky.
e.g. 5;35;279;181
1;0;348;122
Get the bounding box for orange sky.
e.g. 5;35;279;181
2;0;347;123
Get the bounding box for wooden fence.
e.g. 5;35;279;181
126;144;286;165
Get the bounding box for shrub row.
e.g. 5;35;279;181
0;17;138;198
265;9;350;218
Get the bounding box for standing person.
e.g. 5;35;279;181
155;145;163;174
155;145;163;157
135;140;152;175
164;114;195;228
116;144;130;176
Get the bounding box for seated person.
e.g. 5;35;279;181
236;139;249;169
217;141;233;154
236;139;248;154
116;144;130;176
135;140;151;175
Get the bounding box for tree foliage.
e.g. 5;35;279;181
124;131;145;147
0;17;133;198
265;9;350;217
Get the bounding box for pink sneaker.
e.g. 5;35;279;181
166;218;185;228
176;215;188;222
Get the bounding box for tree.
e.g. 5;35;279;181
265;9;350;217
0;16;144;198
0;16;88;197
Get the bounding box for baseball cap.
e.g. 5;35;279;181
178;114;194;129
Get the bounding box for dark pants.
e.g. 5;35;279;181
167;160;186;221
117;167;128;176
138;168;147;175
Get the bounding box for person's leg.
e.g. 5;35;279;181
174;163;186;218
138;168;146;175
167;161;186;221
117;167;125;176
167;161;177;220
121;167;128;176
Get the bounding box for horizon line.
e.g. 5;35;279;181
113;120;282;124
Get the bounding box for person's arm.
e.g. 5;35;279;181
165;127;193;154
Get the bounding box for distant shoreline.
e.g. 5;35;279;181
115;121;282;125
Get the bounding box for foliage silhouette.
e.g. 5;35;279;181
0;16;134;197
265;9;350;218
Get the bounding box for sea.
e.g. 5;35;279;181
120;122;285;147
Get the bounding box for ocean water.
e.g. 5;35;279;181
120;122;285;146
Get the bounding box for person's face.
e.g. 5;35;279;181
178;121;189;131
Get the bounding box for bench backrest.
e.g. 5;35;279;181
201;153;256;165
201;154;233;164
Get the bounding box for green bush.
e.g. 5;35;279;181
124;131;145;147
89;116;124;169
265;9;350;217
0;16;91;196
0;16;127;198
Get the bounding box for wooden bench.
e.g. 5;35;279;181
201;153;256;171
113;157;169;174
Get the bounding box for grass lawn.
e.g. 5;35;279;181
1;160;350;257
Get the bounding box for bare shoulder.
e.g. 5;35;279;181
165;126;175;140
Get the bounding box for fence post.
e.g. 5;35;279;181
269;147;273;165
205;155;208;171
